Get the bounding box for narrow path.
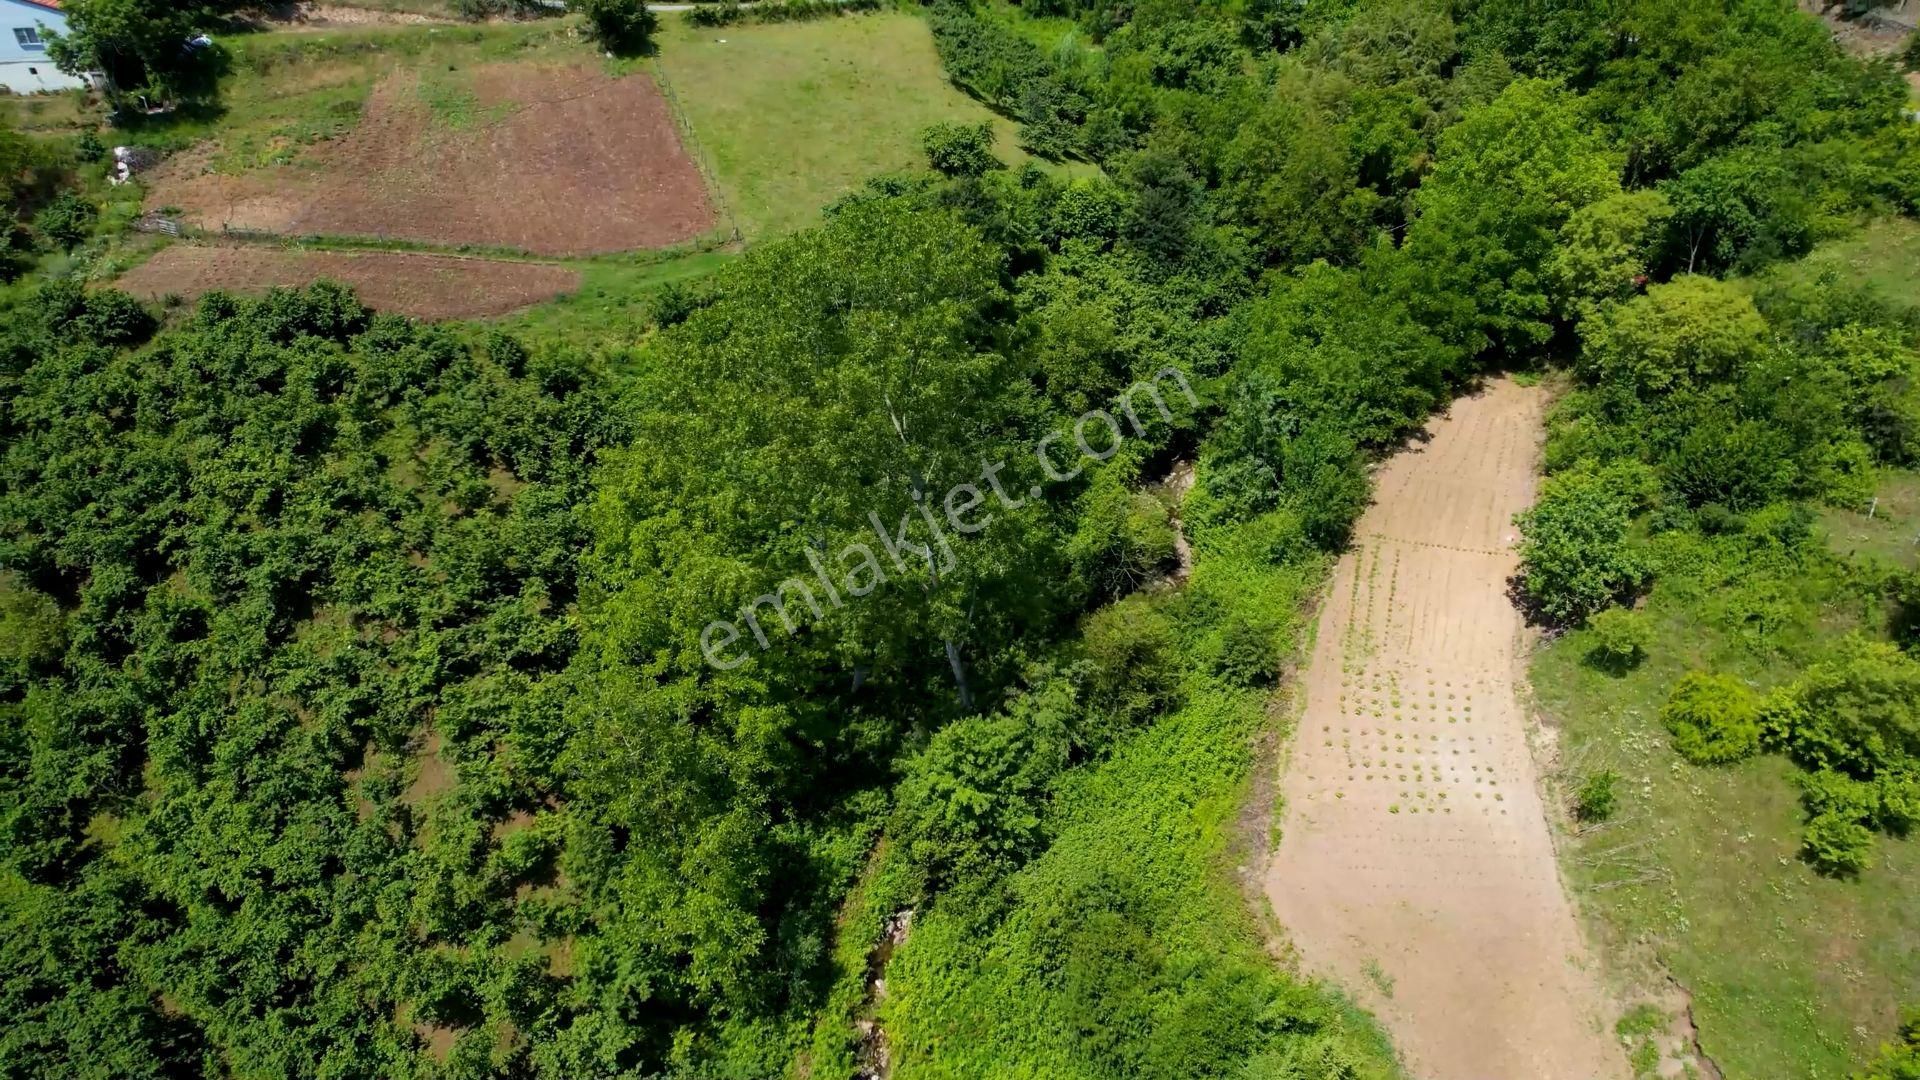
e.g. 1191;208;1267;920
1263;379;1623;1080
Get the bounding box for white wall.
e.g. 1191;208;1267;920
0;0;85;95
0;60;87;94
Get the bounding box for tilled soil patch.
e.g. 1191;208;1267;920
145;61;714;256
115;243;581;320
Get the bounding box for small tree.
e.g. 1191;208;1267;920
920;122;1002;178
572;0;657;55
1661;671;1762;765
1586;606;1651;671
34;192;97;251
1515;465;1651;625
47;0;237;106
1574;769;1619;823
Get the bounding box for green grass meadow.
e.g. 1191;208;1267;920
1755;216;1920;312
652;12;1029;240
1534;218;1920;1078
1537;639;1920;1077
1534;472;1920;1078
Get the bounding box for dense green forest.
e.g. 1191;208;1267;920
3;0;1920;1077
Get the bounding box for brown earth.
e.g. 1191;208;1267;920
144;61;715;256
1262;379;1624;1080
115;243;580;320
245;2;449;27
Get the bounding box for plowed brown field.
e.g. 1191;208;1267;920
145;61;713;256
115;244;580;320
1263;379;1625;1080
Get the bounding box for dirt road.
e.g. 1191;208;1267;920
1263;379;1623;1080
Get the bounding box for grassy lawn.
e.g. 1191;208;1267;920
1756;216;1920;309
652;12;1029;240
480;248;738;347
0;88;98;135
1820;469;1920;572
1532;525;1920;1078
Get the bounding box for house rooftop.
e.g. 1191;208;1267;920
13;0;64;11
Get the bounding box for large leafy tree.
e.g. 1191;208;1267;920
47;0;240;103
573;201;1081;1028
1402;78;1623;359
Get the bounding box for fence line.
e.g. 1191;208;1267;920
649;56;744;245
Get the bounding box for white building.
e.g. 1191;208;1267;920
1;0;88;95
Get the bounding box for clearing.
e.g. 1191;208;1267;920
143;58;712;255
1531;216;1920;1079
653;13;1030;239
104;13;1026;323
114;243;580;320
1264;378;1624;1080
1533;551;1920;1078
1753;215;1920;304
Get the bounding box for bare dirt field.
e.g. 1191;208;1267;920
115;243;580;319
145;61;714;256
1262;379;1624;1080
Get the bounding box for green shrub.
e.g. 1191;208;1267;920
1212;609;1281;688
1516;465;1652;625
649;280;700;328
571;0;657;54
1044;177;1127;246
1586;606;1651;670
688;0;873;27
1800;768;1878;822
684;1;740;26
921;122;1002;178
33;281;157;347
1661;672;1763;764
893;686;1071;889
927;3;1095;161
1077;594;1184;748
1802;810;1874;877
34;192;97;251
1893;570;1920;652
1904;31;1920;72
1782;638;1920;776
1879;770;1920;836
1067;468;1179;600
73;129;106;163
1575;769;1619;823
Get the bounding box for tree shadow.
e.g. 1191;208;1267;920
1580;646;1644;678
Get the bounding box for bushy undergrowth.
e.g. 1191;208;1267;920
1525;261;1920;879
879;522;1388;1080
